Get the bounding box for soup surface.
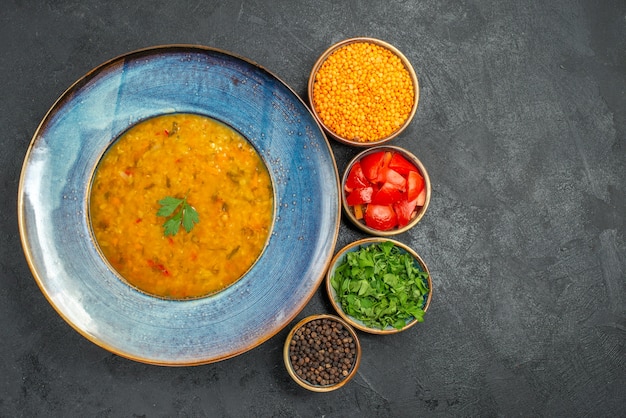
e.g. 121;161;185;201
90;113;274;299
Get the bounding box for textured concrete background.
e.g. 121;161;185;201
2;0;625;416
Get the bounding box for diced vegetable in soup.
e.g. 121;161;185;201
90;113;274;299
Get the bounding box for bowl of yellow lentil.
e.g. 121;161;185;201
308;37;419;146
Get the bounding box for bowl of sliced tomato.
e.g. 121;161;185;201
342;145;430;235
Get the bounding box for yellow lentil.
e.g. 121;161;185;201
312;42;414;143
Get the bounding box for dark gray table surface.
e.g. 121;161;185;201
2;1;624;417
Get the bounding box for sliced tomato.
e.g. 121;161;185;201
415;188;427;206
359;151;386;182
407;170;425;202
388;152;418;176
371;182;403;205
364;204;397;231
346;187;374;205
344;162;370;192
393;197;419;227
382;151;393;166
377;166;406;190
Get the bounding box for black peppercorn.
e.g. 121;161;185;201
288;317;358;387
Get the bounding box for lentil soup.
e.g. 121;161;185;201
89;113;274;299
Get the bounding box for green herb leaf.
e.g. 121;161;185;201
157;196;183;217
181;203;200;233
163;212;183;236
331;242;430;330
157;194;199;236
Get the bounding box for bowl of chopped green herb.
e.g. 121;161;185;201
326;238;432;334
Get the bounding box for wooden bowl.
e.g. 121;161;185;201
308;37;419;146
341;145;431;236
326;238;433;334
283;314;361;391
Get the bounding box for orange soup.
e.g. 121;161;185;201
90;113;274;299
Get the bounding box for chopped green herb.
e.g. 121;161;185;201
157;194;199;236
330;240;429;330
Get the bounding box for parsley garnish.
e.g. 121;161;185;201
331;241;430;330
157;194;199;236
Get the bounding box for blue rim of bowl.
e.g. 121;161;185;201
325;237;433;334
18;44;341;365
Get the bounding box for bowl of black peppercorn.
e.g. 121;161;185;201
283;314;361;392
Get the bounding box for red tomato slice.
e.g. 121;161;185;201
382;151;393;167
388;152;418;176
415;188;427;206
359;151;386;182
407;170;425;202
364;204;397;231
371;182;403;205
344;162;370;192
346;187;374;205
377;166;406;190
393;197;419;227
